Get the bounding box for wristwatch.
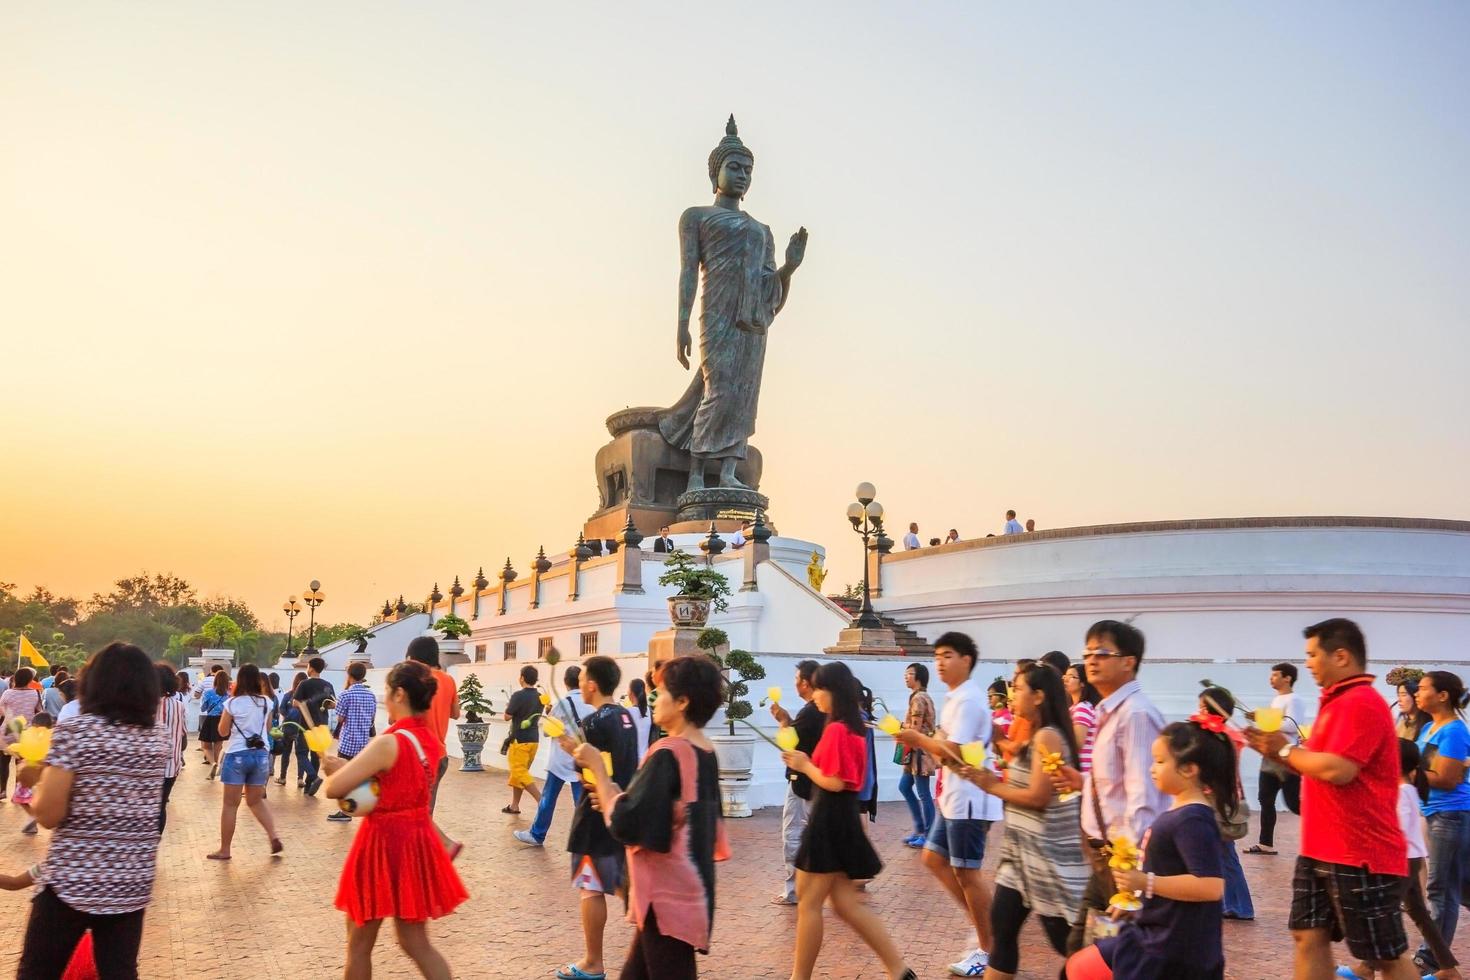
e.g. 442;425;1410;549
1277;743;1293;760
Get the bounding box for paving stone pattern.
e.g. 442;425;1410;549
0;759;1462;979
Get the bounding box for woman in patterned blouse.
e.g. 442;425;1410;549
15;642;167;979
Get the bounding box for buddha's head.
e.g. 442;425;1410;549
709;114;754;198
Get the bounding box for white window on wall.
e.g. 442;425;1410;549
538;636;554;659
503;640;517;661
579;631;598;657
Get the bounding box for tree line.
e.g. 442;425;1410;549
0;573;380;672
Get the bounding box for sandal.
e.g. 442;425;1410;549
555;965;605;980
500;805;520;814
1242;844;1277;855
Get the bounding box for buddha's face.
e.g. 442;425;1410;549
716;153;753;198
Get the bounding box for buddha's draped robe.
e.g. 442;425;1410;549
659;208;783;460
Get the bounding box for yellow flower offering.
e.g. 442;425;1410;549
775;726;799;751
1040;749;1079;801
961;741;987;767
582;751;613;785
876;714;902;736
1299;723;1313;741
1254;706;1284;733
541;715;566;738
766;686;782;704
304;726;333;755
539;692;551;706
10;726;51;766
1108;834;1142;871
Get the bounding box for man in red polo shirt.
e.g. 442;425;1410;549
1247;618;1417;980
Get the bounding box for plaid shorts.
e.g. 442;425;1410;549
1289;856;1408;962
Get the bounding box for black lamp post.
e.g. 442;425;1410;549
282;597;301;658
845;482;885;630
302;580;326;652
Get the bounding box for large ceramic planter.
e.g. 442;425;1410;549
708;729;757;818
456;721;489;772
667;595;712;628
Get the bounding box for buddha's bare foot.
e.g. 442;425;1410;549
716;458;749;489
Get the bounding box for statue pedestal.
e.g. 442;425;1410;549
584;408;764;540
675;487;769;526
647;625;706;670
823;626;905;657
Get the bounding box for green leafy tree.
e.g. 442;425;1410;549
201;594;261;632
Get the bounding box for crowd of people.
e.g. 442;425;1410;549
904;510;1039;549
0;614;1464;979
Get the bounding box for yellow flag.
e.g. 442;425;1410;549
18;636;48;669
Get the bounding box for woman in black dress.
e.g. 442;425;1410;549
781;662;916;980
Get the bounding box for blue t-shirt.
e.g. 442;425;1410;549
200;690;226;717
1417;719;1470;815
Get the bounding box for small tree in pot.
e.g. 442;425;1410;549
658;551;733;627
433;614;473;640
696;628;766;736
455;673;494;772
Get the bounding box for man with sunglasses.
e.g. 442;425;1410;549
1055;619;1166;953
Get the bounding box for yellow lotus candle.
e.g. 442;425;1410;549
775;726;799;751
583;750;613;785
1107;834;1144;911
541;715;566;739
766;686;782;704
10;726;51;766
961;741;988;767
1041;750;1079;801
876;714;902;736
304;725;333;755
1254;706;1284;733
539;692;551;707
1299;723;1313;741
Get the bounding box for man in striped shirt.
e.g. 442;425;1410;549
327;662;378;823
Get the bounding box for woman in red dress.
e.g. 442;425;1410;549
324;661;467;979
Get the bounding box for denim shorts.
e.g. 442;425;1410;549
924;813;991;869
220;749;272;786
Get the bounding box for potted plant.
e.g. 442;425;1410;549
455;673;494;772
699;628;767;817
343;625;373;657
429;613;473;666
657;550;734;628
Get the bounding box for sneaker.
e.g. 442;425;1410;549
904;834;926;848
949;949;989;977
512;829;543;847
304;776;323;796
326;811;351;823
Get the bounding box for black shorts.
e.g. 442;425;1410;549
1289;856;1408;962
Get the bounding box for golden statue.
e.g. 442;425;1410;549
806;551;827;592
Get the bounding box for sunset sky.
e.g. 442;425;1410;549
4;4;1468;631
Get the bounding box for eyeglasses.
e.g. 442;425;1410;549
1081;650;1131;662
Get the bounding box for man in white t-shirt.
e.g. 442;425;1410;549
1244;661;1310;855
895;631;1004;977
514;665;586;847
903;522;922;550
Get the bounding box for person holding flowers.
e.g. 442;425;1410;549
955;662;1087;980
574;651;726;979
0;666;45;799
551;654;639;980
325;660;466;980
896;662;936;848
767;659;825;907
780;661;916;980
1063;717;1232;980
894;631;1004;977
13;642;166;978
10;712;53;835
502;664;543;815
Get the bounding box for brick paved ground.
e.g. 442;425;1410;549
0;760;1463;979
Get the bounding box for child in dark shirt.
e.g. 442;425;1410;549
1065;718;1233;980
554;655;638;980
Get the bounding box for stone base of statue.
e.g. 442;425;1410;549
646;625;707;670
583;407;764;540
823;626;905;657
675;487;768;526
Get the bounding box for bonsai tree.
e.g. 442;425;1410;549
1386;666;1426;688
343;625;373;654
458;673;493;724
697;628;766;735
657;550;733;614
433;614;473;640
